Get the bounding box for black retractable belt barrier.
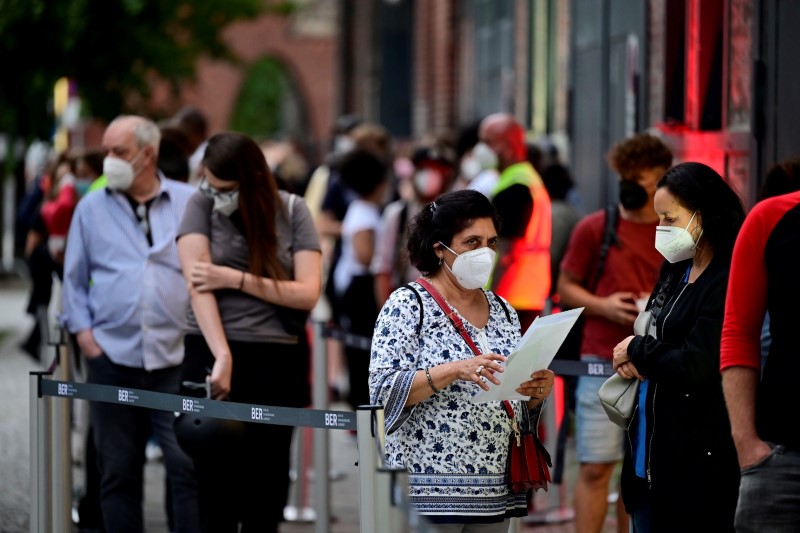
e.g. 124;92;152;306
549;359;615;377
324;326;616;378
32;374;423;531
38;379;358;431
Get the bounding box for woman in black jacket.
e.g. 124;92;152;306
612;162;745;533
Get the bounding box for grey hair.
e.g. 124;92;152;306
109;115;161;151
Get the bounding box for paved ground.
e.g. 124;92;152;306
0;278;38;533
0;274;622;532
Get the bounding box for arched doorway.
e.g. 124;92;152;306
229;56;308;142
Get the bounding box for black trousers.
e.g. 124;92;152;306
338;274;380;410
179;334;311;533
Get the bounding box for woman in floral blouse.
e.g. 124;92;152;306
368;189;555;530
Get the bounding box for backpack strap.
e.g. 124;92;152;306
589;204;620;292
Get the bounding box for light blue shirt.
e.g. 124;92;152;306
62;177;195;370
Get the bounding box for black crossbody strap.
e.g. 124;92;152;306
589;204;620;291
402;284;424;335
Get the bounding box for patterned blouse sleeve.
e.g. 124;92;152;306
369;286;423;434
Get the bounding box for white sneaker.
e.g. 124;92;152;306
145;441;163;462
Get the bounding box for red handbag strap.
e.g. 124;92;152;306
415;277;515;419
416;277;481;354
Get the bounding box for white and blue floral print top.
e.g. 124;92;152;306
368;282;531;523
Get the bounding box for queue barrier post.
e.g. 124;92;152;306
311;320;331;533
285;322;327;524
356;405;430;532
284;319;332;526
30;312;74;533
51;335;73;532
357;405;383;533
30;372;51;533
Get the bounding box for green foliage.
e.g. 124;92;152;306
0;0;267;142
229;57;289;138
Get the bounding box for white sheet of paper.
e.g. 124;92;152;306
470;307;584;403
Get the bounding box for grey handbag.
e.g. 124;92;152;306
598;373;639;429
598;308;650;429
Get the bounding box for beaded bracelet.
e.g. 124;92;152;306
425;368;440;394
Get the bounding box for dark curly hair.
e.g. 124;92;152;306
608;133;673;179
407;189;501;275
657;162;745;260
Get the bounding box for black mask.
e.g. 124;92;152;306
619;180;648;210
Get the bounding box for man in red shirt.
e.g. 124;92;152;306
721;190;800;531
558;134;671;533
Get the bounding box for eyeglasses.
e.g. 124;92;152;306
199;177;239;197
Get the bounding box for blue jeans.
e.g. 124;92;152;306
735;444;800;533
87;354;199;533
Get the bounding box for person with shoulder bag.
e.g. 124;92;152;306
558;134;669;532
612;163;744;532
175;132;322;532
369;189;555;530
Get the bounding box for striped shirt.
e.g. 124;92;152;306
62;176;195;370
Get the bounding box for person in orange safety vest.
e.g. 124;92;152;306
479;113;552;332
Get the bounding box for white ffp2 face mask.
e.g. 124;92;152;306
104;156;137;191
460;156;481;181
439;242;496;290
654;211;702;263
199;179;240;216
471;142;498;171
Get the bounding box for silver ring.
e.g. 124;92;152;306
476;365;485;376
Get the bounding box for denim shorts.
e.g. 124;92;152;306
575;356;625;463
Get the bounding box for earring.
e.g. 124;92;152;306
438;257;442;266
